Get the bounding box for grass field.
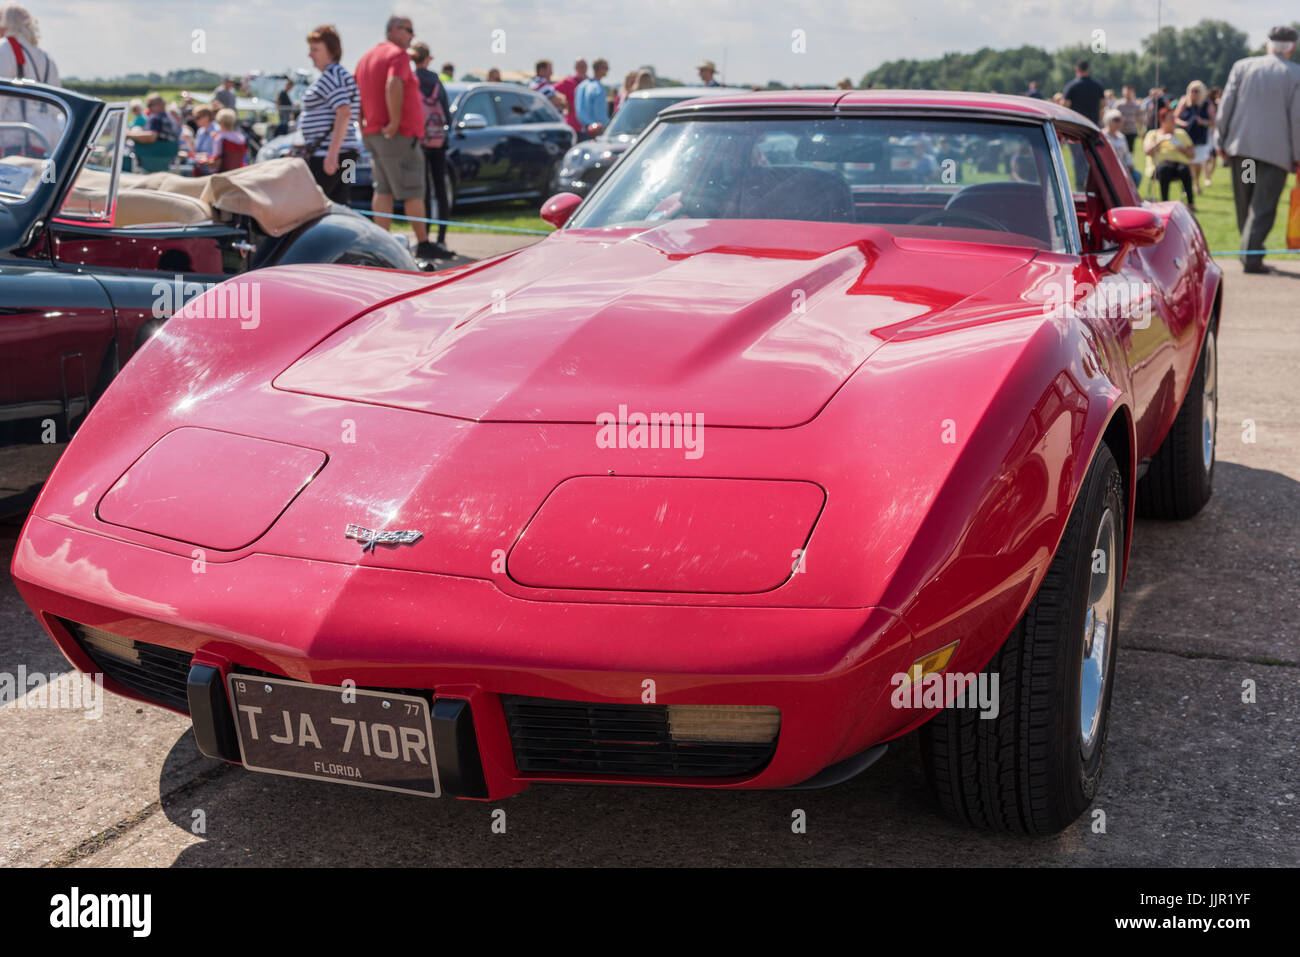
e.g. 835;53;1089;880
441;202;554;236
1173;162;1299;259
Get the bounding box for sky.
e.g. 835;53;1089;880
32;0;1298;86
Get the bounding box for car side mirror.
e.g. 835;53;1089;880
1105;207;1165;246
457;113;488;131
1101;206;1165;271
540;192;583;229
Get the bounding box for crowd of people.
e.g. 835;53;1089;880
528;55;718;139
1029;60;1221;208
3;2;1297;271
120;90;248;174
1027;27;1300;270
283;13;727;261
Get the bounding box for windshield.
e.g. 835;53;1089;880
59;108;123;220
0;91;69;204
248;74;310;105
606;97;683;138
570;115;1072;251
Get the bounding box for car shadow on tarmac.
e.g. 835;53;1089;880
143;464;1297;867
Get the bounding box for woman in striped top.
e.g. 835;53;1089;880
301;25;361;203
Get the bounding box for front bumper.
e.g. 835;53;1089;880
14;515;916;801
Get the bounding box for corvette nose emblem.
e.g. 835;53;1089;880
345;523;423;553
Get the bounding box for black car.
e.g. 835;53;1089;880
550;86;735;197
259;82;576;210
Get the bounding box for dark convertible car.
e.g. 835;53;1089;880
0;80;416;439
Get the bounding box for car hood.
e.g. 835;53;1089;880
274;220;1036;428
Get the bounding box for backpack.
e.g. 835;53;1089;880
419;74;447;149
7;36;52;82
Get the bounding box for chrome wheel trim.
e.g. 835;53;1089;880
1079;507;1117;758
1201;329;1217;474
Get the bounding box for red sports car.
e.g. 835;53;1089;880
12;91;1221;834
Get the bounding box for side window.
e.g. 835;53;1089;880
1058;138;1092;198
58;108;123;221
1058;131;1121;253
492;92;527;126
458;91;496;127
516;92;558;124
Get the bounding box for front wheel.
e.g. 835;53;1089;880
920;444;1125;834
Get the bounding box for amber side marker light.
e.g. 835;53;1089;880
667;705;782;743
898;641;961;688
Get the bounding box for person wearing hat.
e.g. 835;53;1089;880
697;60;720;87
1215;25;1300;273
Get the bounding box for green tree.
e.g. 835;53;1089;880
1143;19;1249;93
860;18;1251;99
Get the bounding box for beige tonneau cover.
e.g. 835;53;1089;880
60;156;332;235
197;158;332;236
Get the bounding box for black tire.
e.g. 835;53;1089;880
920;444;1124;834
1135;327;1216;519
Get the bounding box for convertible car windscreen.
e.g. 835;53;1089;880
0;91;68;204
570;115;1072;251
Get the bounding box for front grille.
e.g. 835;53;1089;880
502;695;778;778
59;619;193;713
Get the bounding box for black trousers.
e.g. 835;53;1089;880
1155;161;1194;207
1123;132;1137;153
1229;156;1289;270
307;149;358;205
423;145;450;244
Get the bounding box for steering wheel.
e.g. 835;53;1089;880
0;120;53;157
907;207;1010;232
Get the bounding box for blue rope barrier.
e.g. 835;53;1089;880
1208;248;1300;256
351;208;551;235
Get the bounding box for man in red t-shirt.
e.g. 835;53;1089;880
552;59;587;136
354;14;431;252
